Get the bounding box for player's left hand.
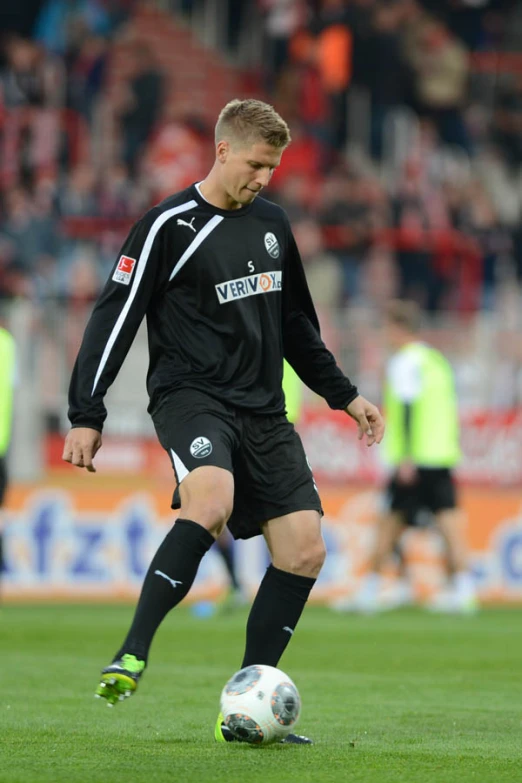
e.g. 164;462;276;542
345;395;385;447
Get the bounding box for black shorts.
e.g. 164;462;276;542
0;456;7;506
152;389;322;540
386;467;457;526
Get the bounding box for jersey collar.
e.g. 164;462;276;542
191;183;254;218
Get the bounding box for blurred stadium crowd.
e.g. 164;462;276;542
1;0;521;318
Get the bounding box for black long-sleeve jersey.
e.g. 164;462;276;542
68;183;358;432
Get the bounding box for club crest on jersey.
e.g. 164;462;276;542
215;270;282;304
113;255;136;285
190;437;213;458
264;232;280;258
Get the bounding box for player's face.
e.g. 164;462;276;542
218;141;282;207
386;323;406;351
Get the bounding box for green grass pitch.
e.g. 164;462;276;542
1;604;521;783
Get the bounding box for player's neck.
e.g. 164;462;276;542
198;173;243;211
397;337;419;350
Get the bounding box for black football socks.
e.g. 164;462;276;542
241;565;316;668
115;518;214;662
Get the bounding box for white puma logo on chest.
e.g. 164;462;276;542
177;217;197;233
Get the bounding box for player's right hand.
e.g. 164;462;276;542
397;461;417;485
345;395;385;447
62;427;102;473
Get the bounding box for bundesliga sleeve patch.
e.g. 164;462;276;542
113;255;137;285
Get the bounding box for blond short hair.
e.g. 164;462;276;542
385;299;422;334
215;99;291;149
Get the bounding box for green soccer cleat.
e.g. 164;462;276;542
214;713;313;745
215;712;229;743
94;654;146;707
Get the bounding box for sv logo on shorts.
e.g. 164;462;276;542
190;436;213;458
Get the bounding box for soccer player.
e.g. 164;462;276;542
338;300;476;615
62;99;384;744
0;322;16;590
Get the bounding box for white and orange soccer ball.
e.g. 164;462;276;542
220;664;301;745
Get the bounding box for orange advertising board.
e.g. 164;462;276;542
3;475;522;604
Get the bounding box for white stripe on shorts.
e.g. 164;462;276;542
170;448;189;483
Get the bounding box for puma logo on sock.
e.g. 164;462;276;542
155;570;183;589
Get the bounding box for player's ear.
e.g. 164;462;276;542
217;140;229;164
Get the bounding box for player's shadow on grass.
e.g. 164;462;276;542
217;744;297;752
152;738;294;751
152;737;206;746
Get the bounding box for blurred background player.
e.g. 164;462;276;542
336;300;477;614
0;321;16;593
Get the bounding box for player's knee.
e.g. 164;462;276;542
284;540;326;578
203;499;233;534
181;495;232;535
179;467;234;534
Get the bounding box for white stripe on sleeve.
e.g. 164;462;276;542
91;200;198;396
